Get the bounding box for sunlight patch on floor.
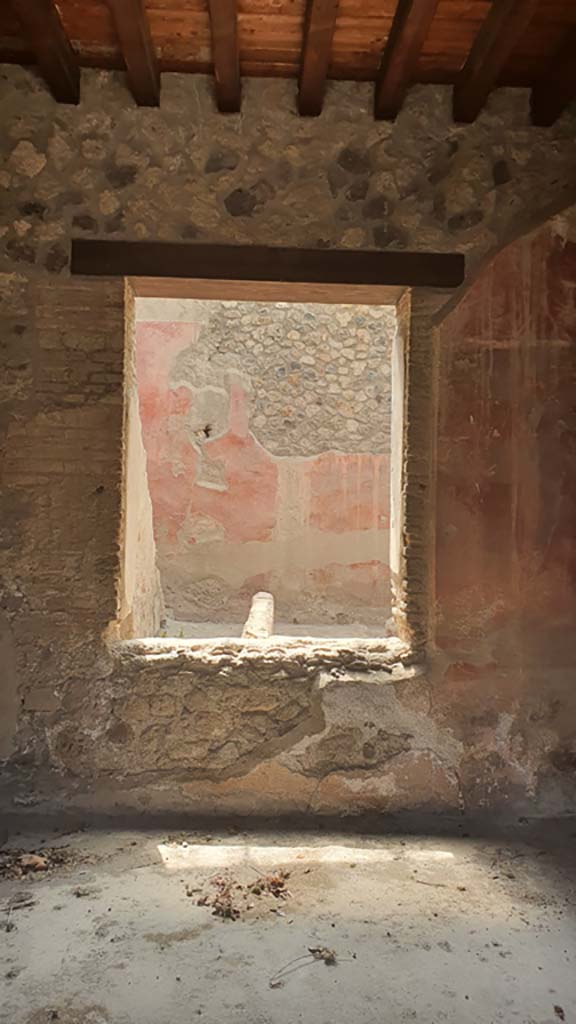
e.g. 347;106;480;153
156;842;456;870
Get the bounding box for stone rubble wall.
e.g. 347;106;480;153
1;68;575;274
138;299;395;457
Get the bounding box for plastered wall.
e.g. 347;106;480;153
115;289;164;640
135;300;394;625
1;65;576;817
432;210;576;810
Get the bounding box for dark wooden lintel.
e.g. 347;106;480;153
70;240;465;290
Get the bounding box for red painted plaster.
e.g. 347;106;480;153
436;216;576;661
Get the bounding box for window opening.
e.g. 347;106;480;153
123;294;400;641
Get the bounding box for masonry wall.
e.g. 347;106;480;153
1;65;576;817
135;300;394;626
0;275;125;765
2;69;576;271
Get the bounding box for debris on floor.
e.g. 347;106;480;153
194;869;291;920
72;886;95;898
166;833;214;846
0;847;75;880
250;870;291;900
309;946;338;964
1;891;37;913
196;875;243;921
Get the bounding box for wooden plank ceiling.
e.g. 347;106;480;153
2;0;575;123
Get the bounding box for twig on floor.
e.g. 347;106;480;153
269;947;356;988
269;957;319;988
413;879;448;888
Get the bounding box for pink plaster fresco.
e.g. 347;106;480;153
309;452;390;534
195;430;279;545
135;320;390;622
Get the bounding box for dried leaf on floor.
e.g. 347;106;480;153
196;874;241;920
308;946;337;965
19;854;47;871
0;847;76;880
250;870;291;900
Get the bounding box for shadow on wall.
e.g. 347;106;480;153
134;301;396;626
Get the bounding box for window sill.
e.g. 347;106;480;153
109;635;424;684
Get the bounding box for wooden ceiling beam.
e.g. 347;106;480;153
106;0;159;106
530;33;576;126
207;0;241;113
453;0;539;123
374;0;440;120
8;0;79;103
298;0;339;116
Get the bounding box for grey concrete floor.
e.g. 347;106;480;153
1;824;575;1024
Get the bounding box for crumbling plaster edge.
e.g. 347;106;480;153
108;635;425;682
